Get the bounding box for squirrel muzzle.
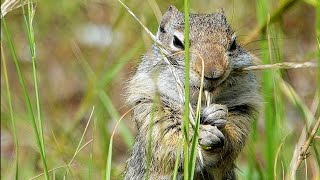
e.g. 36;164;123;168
192;44;229;80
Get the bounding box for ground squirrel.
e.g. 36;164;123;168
124;5;260;180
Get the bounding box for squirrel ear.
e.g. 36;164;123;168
158;5;180;34
166;5;179;13
162;5;180;19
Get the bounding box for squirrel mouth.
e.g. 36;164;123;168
202;72;229;92
191;68;230;92
202;77;223;92
203;68;231;91
191;76;222;92
204;76;220;81
203;81;218;92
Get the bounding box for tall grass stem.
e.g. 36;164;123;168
2;17;49;180
183;0;190;179
20;0;47;159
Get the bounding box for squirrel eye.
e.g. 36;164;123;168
229;38;237;51
159;25;166;33
173;35;184;50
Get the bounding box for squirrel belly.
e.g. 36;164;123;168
124;5;261;180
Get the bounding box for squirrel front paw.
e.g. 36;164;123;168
199;104;227;151
200;104;228;129
199;124;225;150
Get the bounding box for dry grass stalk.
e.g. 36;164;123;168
29;164;76;180
1;0;30;18
287;129;307;180
294;117;320;171
63;106;95;178
277;76;318;179
274;134;290;180
242;62;317;71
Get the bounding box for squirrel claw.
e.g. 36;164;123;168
199;125;225;151
201;104;228;129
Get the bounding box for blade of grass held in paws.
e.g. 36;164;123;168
189;54;205;179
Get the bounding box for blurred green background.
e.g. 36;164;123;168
1;0;319;179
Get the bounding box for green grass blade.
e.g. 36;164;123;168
2;17;49;180
89;114;96;180
269;22;285;177
104;104;134;180
98;91;134;147
95;104;110;178
1;46;19;180
189;54;204;179
183;0;190;179
20;0;47;160
256;0;277;179
188;113;200;180
173;137;183;180
105;138;113;180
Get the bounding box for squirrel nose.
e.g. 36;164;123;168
204;67;225;79
193;60;226;80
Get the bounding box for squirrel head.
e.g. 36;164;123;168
155;5;247;91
